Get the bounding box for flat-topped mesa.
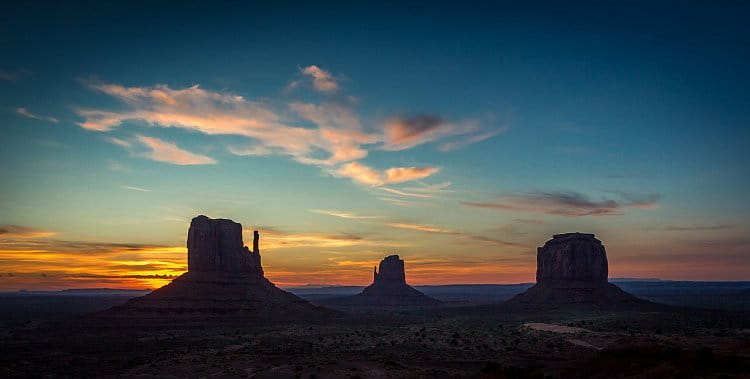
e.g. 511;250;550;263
536;232;607;287
373;255;406;284
187;215;262;275
507;232;648;307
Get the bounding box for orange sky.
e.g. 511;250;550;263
1;224;748;291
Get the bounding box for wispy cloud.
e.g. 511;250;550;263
309;209;378;219
77;82;374;168
15;107;59;123
381;114;453;150
385;222;456;234
134;135;216;165
378;197;413;207
0;234;185;290
0;225;58;239
106;137;131;148
333;162;440;186
403;181;453;194
288;101;377;165
245;228;403;249
107;161;131;172
75;71;506;191
466;235;524;247
380;114;501;151
382;222;525;249
301;65;339;93
664;225;733;232
0;69;30;82
439;128;506;151
121;185;151;192
463;191;661;217
380;187;433;198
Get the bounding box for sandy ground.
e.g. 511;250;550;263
523;322;592;334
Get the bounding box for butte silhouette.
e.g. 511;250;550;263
508;232;647;307
327;255;440;306
107;215;331;320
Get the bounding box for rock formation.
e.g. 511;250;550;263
536;233;608;286
107;215;331;320
187;216;262;274
508;233;647;307
327;255;440;306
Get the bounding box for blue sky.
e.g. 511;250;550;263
1;2;748;289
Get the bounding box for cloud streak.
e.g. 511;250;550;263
463;191;661;217
0;225;58;239
333;162;440;186
379;187;433;198
385;222;456;234
75;71;505;191
663;225;733;232
243;228;404;250
309;209;379;220
0;69;30;82
15;107;59;123
135;135;217;165
77;83;378;168
381;115;501;151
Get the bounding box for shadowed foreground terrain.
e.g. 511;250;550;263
1;300;749;378
2;227;749;378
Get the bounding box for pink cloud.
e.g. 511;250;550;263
333;162;440;186
15;107;58;123
301;65;339;93
135;135;216;165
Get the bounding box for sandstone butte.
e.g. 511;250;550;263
106;215;332;320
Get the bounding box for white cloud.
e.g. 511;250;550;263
309;209;378;219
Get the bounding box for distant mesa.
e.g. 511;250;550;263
508;233;648;307
106;215;331;319
325;255;440;306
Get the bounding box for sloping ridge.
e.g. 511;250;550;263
326;255;440;306
102;215;332;320
507;233;650;308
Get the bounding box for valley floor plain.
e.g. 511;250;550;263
1;281;749;378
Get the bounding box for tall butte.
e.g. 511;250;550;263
109;215;331;319
508;233;647;307
329;255;440;306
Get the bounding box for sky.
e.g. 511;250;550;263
1;2;748;290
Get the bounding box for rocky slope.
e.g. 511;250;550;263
104;215;331;320
509;233;648;307
326;255;440;306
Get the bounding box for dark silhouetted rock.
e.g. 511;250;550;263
324;255;440;306
373;255;406;284
187;215;262;274
536;233;607;287
104;215;332;320
509;233;648;307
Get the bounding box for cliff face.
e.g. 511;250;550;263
373;255;406;285
536;233;607;287
187;215;262;275
508;232;647;307
329;255;439;306
106;215;332;320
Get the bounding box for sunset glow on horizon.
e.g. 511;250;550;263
1;2;748;291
